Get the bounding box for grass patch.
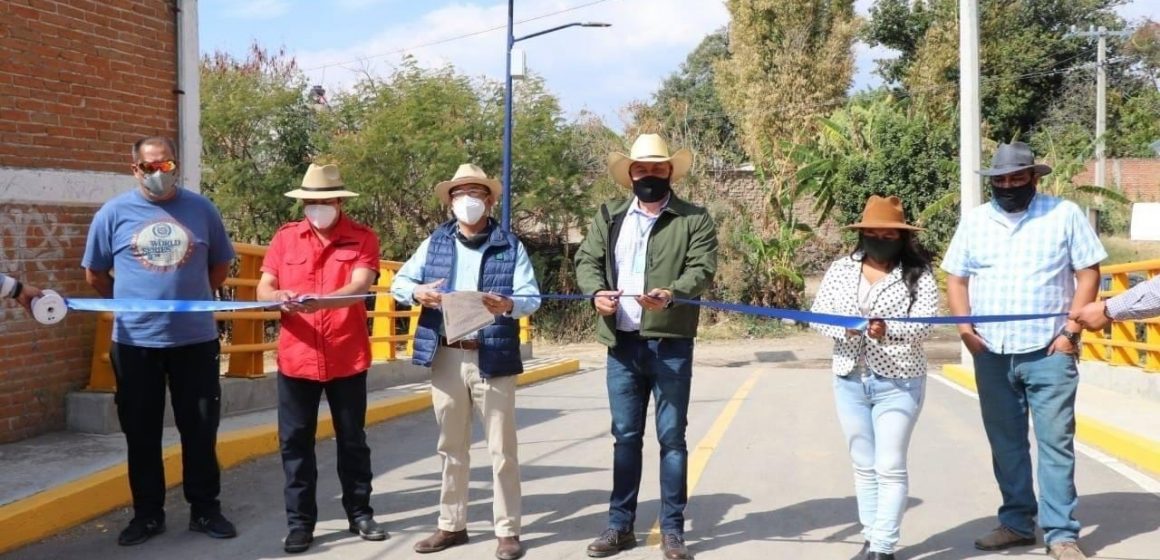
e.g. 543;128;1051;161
698;315;798;340
1101;236;1160;265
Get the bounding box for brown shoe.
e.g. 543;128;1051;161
661;533;692;559
586;528;636;557
496;536;525;560
1047;541;1088;560
413;529;469;553
974;526;1036;551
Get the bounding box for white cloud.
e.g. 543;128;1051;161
293;0;730;127
225;0;290;20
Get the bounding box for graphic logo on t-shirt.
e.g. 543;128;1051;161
131;220;194;271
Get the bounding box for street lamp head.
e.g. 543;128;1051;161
581;22;612;28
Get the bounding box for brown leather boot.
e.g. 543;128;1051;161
496;535;525;560
586;528;636;557
974;526;1036;551
413;529;469;553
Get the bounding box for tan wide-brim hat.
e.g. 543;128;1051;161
435;163;502;205
845;195;924;231
607;133;693;188
285;163;360;199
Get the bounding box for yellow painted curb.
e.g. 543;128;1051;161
0;358;580;555
940;364;1160;478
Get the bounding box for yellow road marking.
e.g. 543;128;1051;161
645;371;761;546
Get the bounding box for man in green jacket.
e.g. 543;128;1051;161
575;134;717;560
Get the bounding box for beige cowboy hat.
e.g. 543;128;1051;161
845;195;924;231
284;163;360;199
435;163;502;205
607;133;693;188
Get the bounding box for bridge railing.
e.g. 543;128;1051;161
1080;258;1160;372
86;242;532;391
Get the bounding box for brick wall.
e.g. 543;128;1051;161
0;0;179;443
0;203;99;441
1071;158;1160;201
0;0;178;172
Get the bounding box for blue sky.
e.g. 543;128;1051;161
200;0;1158;130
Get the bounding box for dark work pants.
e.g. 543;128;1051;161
111;340;223;522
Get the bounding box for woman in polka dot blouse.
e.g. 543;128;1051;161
809;195;940;560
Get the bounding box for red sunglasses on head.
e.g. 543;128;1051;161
136;160;177;174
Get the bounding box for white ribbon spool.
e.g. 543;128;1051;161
32;289;67;325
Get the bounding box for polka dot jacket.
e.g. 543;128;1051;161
809;255;940;378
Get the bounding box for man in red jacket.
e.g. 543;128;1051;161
257;163;386;554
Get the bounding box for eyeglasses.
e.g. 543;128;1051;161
136;160;177;174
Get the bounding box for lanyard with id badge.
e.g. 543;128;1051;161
630;213;656;275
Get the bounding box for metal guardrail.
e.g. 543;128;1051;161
1080;259;1160;372
86;242;533;391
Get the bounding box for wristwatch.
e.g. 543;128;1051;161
1060;328;1082;346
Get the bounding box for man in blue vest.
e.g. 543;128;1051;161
391;163;541;560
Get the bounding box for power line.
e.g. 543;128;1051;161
301;0;612;72
646;56;1134;127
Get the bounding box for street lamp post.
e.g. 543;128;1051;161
500;0;609;232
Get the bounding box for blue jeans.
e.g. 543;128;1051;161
834;371;925;554
605;332;694;535
973;348;1081;545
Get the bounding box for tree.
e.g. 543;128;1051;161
717;0;859;180
714;0;859;308
629;28;744;171
200;44;318;244
863;0;1126;140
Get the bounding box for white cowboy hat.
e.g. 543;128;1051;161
435;163;502;205
284;163;359;199
607;133;693;188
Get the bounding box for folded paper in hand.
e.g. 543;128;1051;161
441;291;496;343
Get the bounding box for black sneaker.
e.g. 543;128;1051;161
189;512;238;539
117;518;166;546
349;517;388;541
284;528;314;554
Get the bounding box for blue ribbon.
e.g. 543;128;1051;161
529;293;1066;330
65;293;1066;330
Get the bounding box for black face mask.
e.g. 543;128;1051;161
862;237;905;263
991;183;1036;213
632;175;672;203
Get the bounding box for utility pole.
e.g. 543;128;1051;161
959;0;982;367
1068;25;1131;227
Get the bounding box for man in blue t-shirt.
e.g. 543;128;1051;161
82;136;238;547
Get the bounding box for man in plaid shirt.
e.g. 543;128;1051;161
941;142;1105;560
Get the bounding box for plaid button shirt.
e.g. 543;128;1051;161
1107;276;1160;320
941;194;1106;354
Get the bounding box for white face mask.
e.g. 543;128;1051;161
304;204;338;229
452;196;487;225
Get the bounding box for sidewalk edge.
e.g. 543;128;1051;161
0;358;580;554
942;363;1160;478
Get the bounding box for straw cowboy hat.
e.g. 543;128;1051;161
978;142;1053;177
607;134;693;188
284;163;360;199
435;163;502;205
846;195;923;231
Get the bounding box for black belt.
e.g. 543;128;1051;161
441;337;480;351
